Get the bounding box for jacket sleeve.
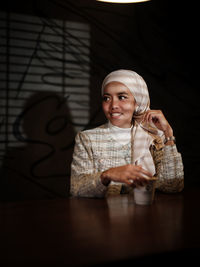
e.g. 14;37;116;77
151;143;184;193
70;132;108;198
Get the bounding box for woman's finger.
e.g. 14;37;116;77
134;166;152;178
144;110;163;122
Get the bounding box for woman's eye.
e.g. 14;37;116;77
119;95;127;100
103;96;110;102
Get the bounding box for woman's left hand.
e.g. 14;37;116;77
143;110;173;137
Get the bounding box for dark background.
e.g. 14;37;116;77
0;0;199;201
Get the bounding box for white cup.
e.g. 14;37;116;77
133;178;157;205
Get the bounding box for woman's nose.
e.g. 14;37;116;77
111;98;119;109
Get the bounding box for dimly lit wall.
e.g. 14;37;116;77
0;0;199;201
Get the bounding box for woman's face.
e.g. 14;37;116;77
102;81;136;128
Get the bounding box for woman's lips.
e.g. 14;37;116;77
110;112;122;117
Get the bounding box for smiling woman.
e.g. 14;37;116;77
70;69;184;198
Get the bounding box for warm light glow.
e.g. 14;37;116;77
96;0;150;3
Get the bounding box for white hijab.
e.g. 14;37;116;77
102;69;161;175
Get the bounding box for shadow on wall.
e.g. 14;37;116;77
0;91;75;201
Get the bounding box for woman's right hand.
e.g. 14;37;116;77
100;164;153;187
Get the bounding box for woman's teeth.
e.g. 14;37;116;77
111;113;121;117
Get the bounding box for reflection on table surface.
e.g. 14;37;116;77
1;187;200;266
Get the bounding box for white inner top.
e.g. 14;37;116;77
108;121;133;145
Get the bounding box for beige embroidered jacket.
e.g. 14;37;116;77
70;123;184;198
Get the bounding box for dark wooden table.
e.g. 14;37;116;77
1;187;200;266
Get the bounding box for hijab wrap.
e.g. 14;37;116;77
101;69;162;175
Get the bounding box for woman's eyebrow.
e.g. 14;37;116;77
103;93;111;96
103;92;129;96
117;92;129;95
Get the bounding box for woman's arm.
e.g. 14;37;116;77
70;132;108;198
145;109;184;192
151;143;184;193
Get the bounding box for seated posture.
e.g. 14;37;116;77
70;69;184;198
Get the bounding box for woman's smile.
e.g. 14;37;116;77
110;112;122;117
